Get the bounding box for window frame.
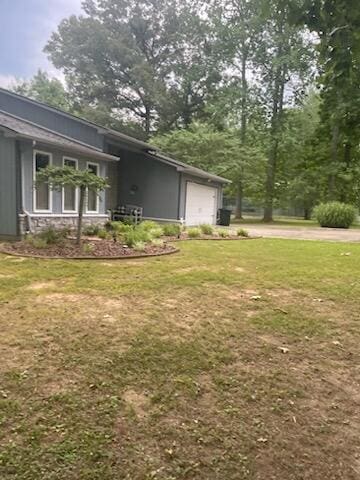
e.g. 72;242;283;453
62;156;79;213
33;150;53;213
86;161;100;214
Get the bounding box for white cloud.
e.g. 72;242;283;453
0;74;22;89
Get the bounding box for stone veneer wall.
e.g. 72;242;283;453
19;214;109;235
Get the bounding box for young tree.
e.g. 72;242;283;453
36;166;108;245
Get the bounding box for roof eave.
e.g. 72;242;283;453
16;133;119;162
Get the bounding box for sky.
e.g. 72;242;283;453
0;0;84;88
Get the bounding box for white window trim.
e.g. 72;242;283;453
86;161;100;214
33;150;53;213
62;156;79;213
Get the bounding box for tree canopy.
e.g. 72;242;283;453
13;0;360;218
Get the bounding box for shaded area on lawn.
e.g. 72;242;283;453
0;239;360;479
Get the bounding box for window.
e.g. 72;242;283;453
86;162;99;213
34;151;52;212
62;157;78;212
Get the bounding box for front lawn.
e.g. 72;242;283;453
1;239;360;479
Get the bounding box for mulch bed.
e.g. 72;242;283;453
1;238;178;260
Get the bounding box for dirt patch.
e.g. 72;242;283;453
123;389;151;419
27;281;58;291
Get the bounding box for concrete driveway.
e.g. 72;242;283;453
237;224;360;242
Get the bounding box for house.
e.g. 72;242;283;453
0;88;230;239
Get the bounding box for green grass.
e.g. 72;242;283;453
232;214;360;228
1;239;360;479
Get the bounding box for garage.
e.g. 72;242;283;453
185;182;218;225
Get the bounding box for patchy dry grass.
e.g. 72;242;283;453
0;239;360;479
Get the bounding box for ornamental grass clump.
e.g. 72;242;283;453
237;228;249;237
313;202;357;229
200;224;214;235
187;227;201;238
218;229;230;238
162;223;182;236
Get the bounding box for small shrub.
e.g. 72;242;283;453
133;241;146;252
149;227;163;239
187;227;201;238
123;228;151;247
83;224;101;236
313;202;357;229
151;238;164;248
105;221;133;234
25;235;48;249
162;223;181;236
37;226;69;245
140;220;159;231
97;229;109;239
82;243;94;254
218;229;230;238
200;224;214;235
237;228;249;237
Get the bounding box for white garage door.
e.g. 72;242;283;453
185;182;217;225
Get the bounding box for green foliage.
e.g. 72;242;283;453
237;228;249;237
45;0;220;135
123;229;152;248
36;165;108;192
25;226;69;249
218;229;230;238
83;224;101;236
313;202;357;228
133;241;146;252
200;224;214;235
82;243;95;254
187;227;201;238
25;236;48;249
97;229;109;239
151;238;165;248
162;224;182;237
38;226;69;245
13;69;71;111
105;221;133;234
140;221;159;231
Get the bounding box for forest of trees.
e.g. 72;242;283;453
13;0;360;220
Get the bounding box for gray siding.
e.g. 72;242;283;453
0;135;18;236
20;141;108;215
179;174;223;221
0;90;103;149
114;150;180;220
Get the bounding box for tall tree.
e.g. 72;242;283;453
299;0;360;201
257;0;313;221
209;0;262;218
45;0;220;137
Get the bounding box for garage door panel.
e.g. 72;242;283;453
185;182;217;225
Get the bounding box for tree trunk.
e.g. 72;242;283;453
77;186;85;246
240;52;248;144
304;206;311;220
263;70;285;223
263;138;279;222
235;49;248;221
144;105;151;137
235;181;243;219
328;123;339;200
